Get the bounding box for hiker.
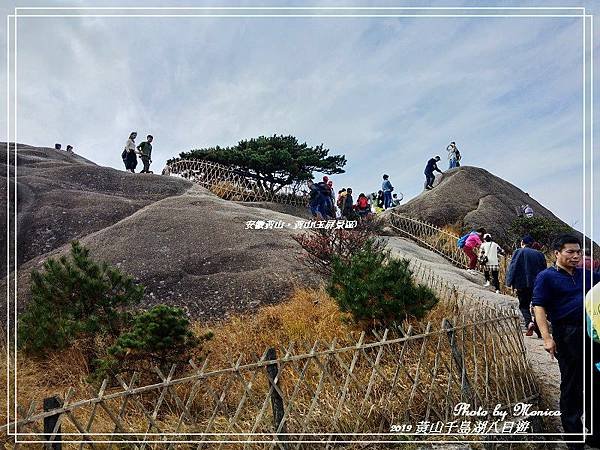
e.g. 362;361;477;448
577;248;600;271
460;227;485;272
137;134;153;174
122;131;138;173
506;235;548;337
479;233;505;293
336;189;347;219
424;156;443;190
585;281;600;448
446;141;461;169
523;204;534;218
327;180;336;217
392;193;402;207
382;174;394;209
342;188;355;219
66;145;73;153
356;193;370;218
532;234;600;449
54;143;61;150
307;180;321;219
316;176;333;220
376;190;384;211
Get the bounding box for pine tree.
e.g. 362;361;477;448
327;242;438;328
97;305;201;377
19;241;144;353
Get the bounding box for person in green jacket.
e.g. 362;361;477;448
137;135;153;174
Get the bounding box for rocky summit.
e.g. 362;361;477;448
2;143;318;321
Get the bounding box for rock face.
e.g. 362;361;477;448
391;166;576;247
1;142;192;277
3;144;318;322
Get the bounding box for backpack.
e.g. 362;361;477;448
121;149;128;161
457;231;473;249
358;196;369;209
455;149;461;161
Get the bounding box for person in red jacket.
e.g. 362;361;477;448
463;227;485;272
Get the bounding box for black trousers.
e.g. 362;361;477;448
516;287;533;326
424;171;435;187
140;155;151;173
484;269;500;291
553;321;589;449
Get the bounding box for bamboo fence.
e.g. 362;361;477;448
2;264;536;448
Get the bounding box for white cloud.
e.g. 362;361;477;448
2;6;599;240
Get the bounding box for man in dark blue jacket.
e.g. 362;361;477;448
506;235;548;332
532;234;600;449
424;156;443;190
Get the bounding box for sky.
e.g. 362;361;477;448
2;1;599;241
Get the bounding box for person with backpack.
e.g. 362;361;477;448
459;227;485;272
137;134;154;173
446;141;461;169
122;131;138;173
356;193;370;218
381;174;394;209
506;235;547;336
479;233;505;293
424;156;443;190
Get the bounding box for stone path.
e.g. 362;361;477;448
384;236;567;448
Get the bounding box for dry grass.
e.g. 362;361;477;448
1;282;535;447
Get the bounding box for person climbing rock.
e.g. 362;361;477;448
137;134;154;174
462;227;485;272
479;233;505;293
506;234;547;336
424;156;443;190
122;131;138;173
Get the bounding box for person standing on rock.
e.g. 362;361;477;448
463;227;485;272
506;235;547;335
479;233;504;293
424;156;443;190
532;234;600;449
382;174;394;209
446;141;460;169
137;134;153;174
342;187;355;219
122;131;138;173
317;176;333;220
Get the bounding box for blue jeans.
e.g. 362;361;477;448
449;158;458;169
383;191;392;209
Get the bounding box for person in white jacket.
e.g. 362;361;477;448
479;233;505;293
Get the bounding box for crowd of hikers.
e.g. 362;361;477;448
121;131;154;173
307;173;404;221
